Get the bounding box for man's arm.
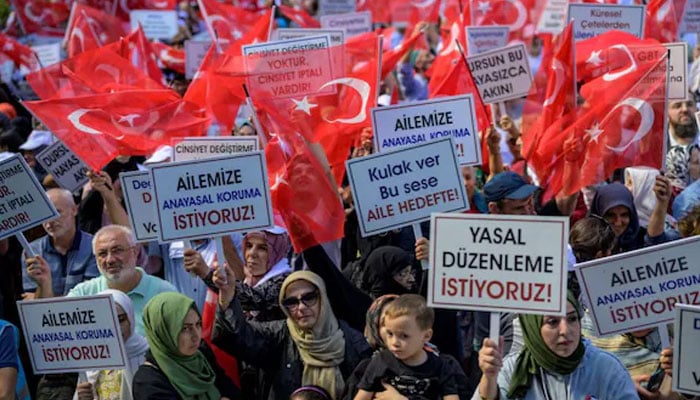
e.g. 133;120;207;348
25;254;54;298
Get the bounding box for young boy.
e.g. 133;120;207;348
354;294;460;400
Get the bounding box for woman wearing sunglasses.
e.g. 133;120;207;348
212;268;371;400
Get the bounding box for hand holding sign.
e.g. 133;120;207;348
213;261;236;308
25;254;52;289
183;248;209;278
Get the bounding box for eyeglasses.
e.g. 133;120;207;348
281;290;320;311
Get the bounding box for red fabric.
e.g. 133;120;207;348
66;3;128;57
198;0;264;46
380;31;423;79
644;0;687;43
201;287;240;387
277;5;321;28
105;26;165;85
74;0;117;14
0;32;37;70
358;0;391;23
405;0;442;50
10;0;68;36
470;0;534;44
151;42;186;74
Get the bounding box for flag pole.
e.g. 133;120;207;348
242;84;268;148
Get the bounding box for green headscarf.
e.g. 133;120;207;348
507;291;586;398
142;292;220;400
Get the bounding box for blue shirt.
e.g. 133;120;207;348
22;231;99;296
0;320;29;400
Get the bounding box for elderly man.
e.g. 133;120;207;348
667;93;699;148
22;188;98;299
26;224;176;335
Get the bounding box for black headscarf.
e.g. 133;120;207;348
363;246;416;298
588;183;642;252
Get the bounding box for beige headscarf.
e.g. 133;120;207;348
279;271;346;399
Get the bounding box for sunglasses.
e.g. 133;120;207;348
281;290;320;310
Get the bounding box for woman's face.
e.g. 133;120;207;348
116;304;131;342
244;235;270;278
540;302;581;358
689;147;700;182
177;309;202;357
393;265;416;290
282;280;321;331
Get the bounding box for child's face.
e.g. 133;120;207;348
382;315;432;366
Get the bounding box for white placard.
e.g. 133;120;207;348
576;236;700;336
35;141;89;194
467;43;533;103
318;0;356;16
172;137;259;162
665;42;688;101
130;10;179;40
29;42;61;69
537;0;569;34
371;95;481;166
428;213;569;315
274;28;345;46
185;40;211;80
466;26;510;55
150;153;273;242
120;170;159;243
567;4;645;41
17;295;127;374
345;137;468;237
242;36;334;99
0;154;58;240
680;0;700;34
320;11;372;38
673;304;700;395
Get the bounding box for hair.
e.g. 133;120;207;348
289;385;332;400
92;224;136;253
569;216;616;262
678;203;700;238
382;294;434;331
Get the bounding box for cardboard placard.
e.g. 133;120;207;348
130;10;179;40
567;4;645;41
0;154;58;240
345;137;468;237
273;28;345;46
665;42;688;101
371;95;481;166
576;236;700;336
185;40;211;80
680;0;700;34
172;137;259;162
536;0;569;34
150;152;273;242
673;304;700;395
17;295;127;374
467;43;533;103
318;0;356;16
466;26;510;55
320;11;372;38
119;170;159;243
26;42;61;71
428;213;569;315
35;141;89;194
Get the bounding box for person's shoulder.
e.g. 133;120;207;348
581;338;629;370
141;269;177;292
66;276;103;296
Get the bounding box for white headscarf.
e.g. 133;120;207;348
625;167;659;226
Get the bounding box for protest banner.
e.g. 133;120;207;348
673;304;700;395
320;11;372;37
242;36;335;99
536;0;569;34
466;43;533;103
318;0;356;16
428;213;569;315
22;42;61;73
130;10;179;40
576;236;700;336
172;137;259;162
0;154;58;241
17;295;127;374
680;0;700;34
371;95;481;166
150;152;273;242
35;140;89;194
466;26;509;55
274;28;345;46
185;40;211;79
120;170;159;242
345;137;468;237
567;4;645;41
664;42;688;101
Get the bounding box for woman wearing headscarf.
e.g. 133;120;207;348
475;292;638;400
212;269;371;399
132;292;239;400
75;290;148;400
666;143;700;194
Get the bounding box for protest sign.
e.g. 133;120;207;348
185;40;211;79
242;36;334;99
0;154;58;240
567;4;645;41
130;10;179;40
428;213;569;315
35;141;89;194
665;42;688;101
346;137;468;237
274;28;345;46
17;295;127;374
466;26;509;55
673;304;700;395
120;170;159;242
320;11;372;37
576;236;700;336
467;43;532;103
680;0;700;34
371;95;481;166
24;42;61;73
318;0;356;16
150;152;273;242
172;137;259;162
536;0;569;34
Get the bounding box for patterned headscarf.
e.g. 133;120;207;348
666;144;700;190
242;228;291;270
364;294;398;349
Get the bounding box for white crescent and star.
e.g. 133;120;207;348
317;77;370;124
602;45;637;82
585;121;604;143
110;111;159;135
605;97;654;153
68;109;102;135
543;59;564;107
292;96;317;115
70;28;86;53
586;50;603;67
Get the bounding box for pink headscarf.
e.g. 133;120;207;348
242;228;291;271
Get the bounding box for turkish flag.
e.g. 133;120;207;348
358;0;391;23
380;31;423;79
114;0;176;21
644;0;687;43
0;32;37;70
65;3;128;57
198;0;264;46
151;42;185;74
105;26;165;85
278;5;320;28
470;0;533;44
74;0;118;14
201;288;240;387
10;0;69;37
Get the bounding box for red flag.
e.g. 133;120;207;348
380;31;423;78
201;288;240;386
278;5;321;28
106;26;165;85
75;0;118;14
65;3;128;57
198;0;263;46
114;0;176;21
0;33;37;70
152;41;186;74
358;0;391;23
644;0;687;43
470;0;533;44
10;0;69;36
67;12;103;58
